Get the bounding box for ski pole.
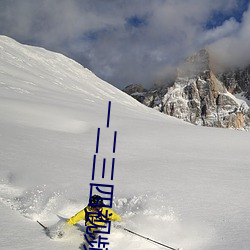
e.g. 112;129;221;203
122;227;180;250
37;220;48;231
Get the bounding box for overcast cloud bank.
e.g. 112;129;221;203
0;0;249;88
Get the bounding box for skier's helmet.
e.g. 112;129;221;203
90;194;104;208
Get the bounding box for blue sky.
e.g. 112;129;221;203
0;0;249;89
206;0;249;28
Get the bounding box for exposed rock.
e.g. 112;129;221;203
217;66;250;99
122;84;147;103
123;84;146;95
123;49;250;130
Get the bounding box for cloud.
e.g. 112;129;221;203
209;4;250;69
200;18;240;45
0;0;249;88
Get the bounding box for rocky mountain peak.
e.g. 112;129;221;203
123;49;250;130
177;48;210;78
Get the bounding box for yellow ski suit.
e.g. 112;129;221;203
67;206;121;232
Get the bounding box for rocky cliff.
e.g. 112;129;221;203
123;49;250;130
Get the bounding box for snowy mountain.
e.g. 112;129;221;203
0;36;250;250
124;49;250;130
217;65;250;100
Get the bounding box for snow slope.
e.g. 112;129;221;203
0;36;250;250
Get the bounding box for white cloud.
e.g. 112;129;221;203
200;18;240;45
0;0;249;88
209;5;250;68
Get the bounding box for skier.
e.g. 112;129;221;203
66;194;122;235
